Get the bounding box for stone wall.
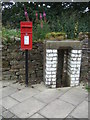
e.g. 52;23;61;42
2;38;43;85
2;33;89;87
80;33;89;85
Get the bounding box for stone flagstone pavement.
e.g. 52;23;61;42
0;80;88;119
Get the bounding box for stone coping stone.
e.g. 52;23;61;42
44;40;82;49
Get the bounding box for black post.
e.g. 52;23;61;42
25;50;28;86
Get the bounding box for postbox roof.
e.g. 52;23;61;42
20;21;32;27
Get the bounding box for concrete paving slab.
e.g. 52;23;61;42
71;100;88;118
2;110;15;118
2;86;17;98
32;82;47;92
0;105;7;115
0;97;2;105
86;97;88;101
34;89;64;104
0;89;2;99
0;80;88;119
9;97;46;118
2;107;7;113
58;87;71;94
39;99;75;118
66;115;74;118
2;81;10;87
66;115;80;120
12;115;18;118
2;80;12;87
0;105;2;116
88;93;90;102
0;115;2;120
59;87;88;106
10;87;40;102
10;82;25;90
30;113;45;118
0;96;19;109
0;81;2;88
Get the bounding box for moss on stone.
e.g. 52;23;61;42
45;32;67;40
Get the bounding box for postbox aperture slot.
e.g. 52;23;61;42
21;27;32;33
21;25;32;28
21;32;32;34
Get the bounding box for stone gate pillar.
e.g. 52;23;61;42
67;50;82;86
43;40;82;88
45;49;57;88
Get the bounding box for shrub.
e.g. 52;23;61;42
2;27;20;45
2;27;20;39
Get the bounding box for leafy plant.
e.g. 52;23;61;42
2;27;20;45
33;21;50;41
2;27;20;39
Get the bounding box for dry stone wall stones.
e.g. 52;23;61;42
2;40;43;84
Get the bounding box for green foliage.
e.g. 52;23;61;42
85;85;90;92
2;2;90;39
2;22;50;44
33;21;50;40
2;27;20;39
2;27;20;45
2;37;12;45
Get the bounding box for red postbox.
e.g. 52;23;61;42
20;21;32;50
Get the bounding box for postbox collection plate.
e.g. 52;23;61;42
20;21;32;50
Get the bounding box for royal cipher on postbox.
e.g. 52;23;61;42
20;21;32;50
